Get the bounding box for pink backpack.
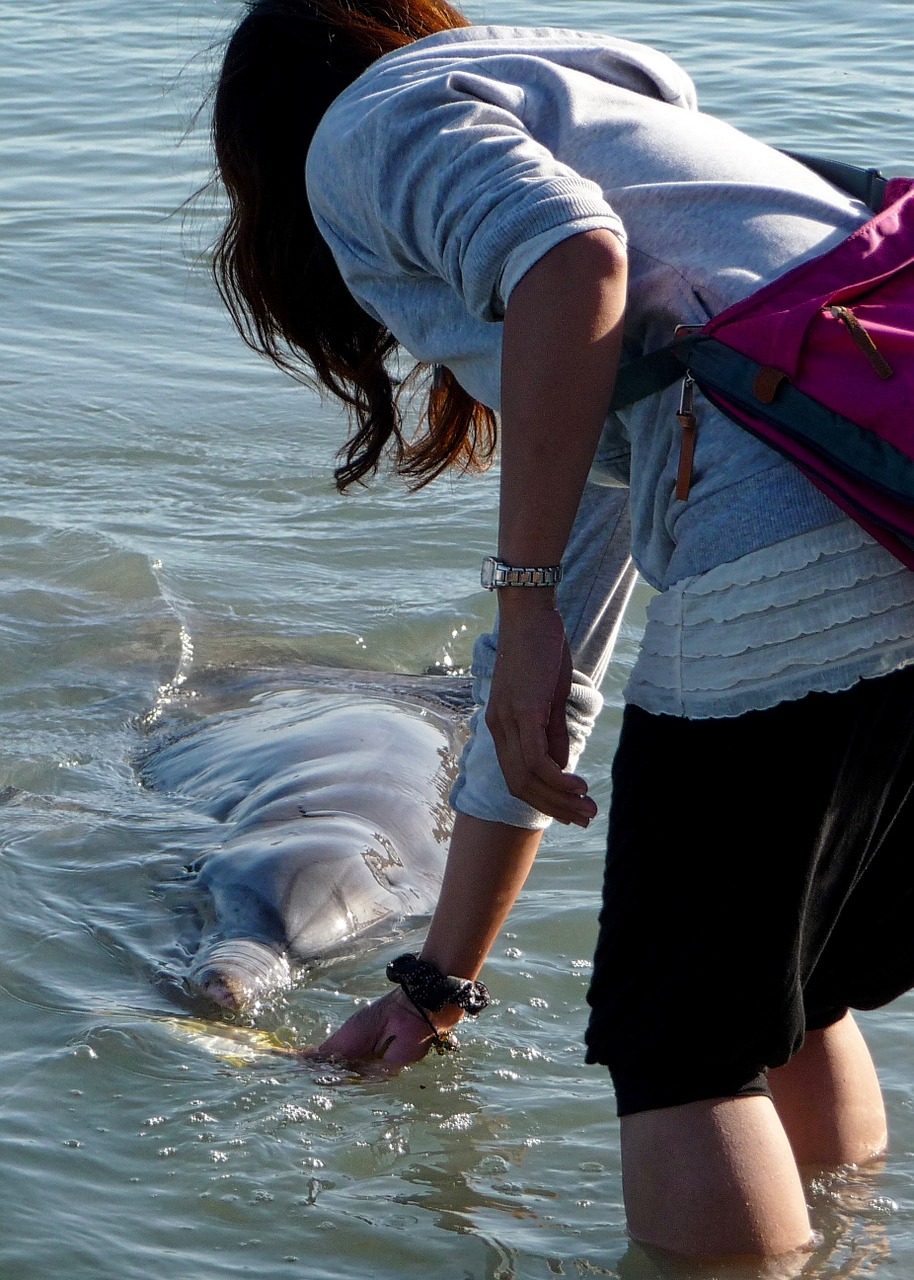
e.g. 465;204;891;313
611;160;914;568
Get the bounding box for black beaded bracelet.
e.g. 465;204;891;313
386;953;490;1016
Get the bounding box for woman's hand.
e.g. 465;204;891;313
299;988;460;1070
485;592;597;827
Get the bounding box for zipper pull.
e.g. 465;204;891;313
675;373;698;501
827;305;893;379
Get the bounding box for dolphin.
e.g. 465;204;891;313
139;668;471;1011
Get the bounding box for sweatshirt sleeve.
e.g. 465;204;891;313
307;67;627;324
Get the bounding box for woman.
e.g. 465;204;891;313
211;0;914;1258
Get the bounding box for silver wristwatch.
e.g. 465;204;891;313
480;556;563;590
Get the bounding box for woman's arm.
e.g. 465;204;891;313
487;228;628;821
310;812;542;1065
311;229;628;1066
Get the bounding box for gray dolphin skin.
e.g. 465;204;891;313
140;669;470;1011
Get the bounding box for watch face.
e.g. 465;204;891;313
480;556;498;589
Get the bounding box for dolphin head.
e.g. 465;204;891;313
187;937;292;1011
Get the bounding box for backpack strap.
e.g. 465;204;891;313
779;151;889;215
610;337;691;409
608;152;890;413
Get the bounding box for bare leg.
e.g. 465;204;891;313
620;1096;812;1259
768;1012;887;1167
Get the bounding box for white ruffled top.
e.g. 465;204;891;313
625;520;914;718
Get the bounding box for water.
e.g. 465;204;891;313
2;1;913;1276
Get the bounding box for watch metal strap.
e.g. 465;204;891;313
481;556;563;589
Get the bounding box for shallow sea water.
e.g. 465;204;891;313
2;1;914;1276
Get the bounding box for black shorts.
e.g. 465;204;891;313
585;664;914;1116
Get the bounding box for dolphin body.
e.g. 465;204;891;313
139;668;472;1010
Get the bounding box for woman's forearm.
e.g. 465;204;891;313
421;812;542;978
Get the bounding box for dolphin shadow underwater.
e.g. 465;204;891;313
137;666;473;1013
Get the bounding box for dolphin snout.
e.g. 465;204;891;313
188;938;291;1011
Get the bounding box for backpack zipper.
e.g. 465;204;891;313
826;304;894;379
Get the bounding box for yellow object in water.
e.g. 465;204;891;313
160;1016;296;1066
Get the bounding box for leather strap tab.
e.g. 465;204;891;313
753;365;790;404
675;410;698;500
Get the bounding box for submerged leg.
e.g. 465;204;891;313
620;1095;812;1259
768;1012;887;1167
619;1012;888;1258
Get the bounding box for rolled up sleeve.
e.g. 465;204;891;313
309;69;626;326
373;72;626;318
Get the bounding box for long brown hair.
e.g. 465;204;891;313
212;0;498;491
